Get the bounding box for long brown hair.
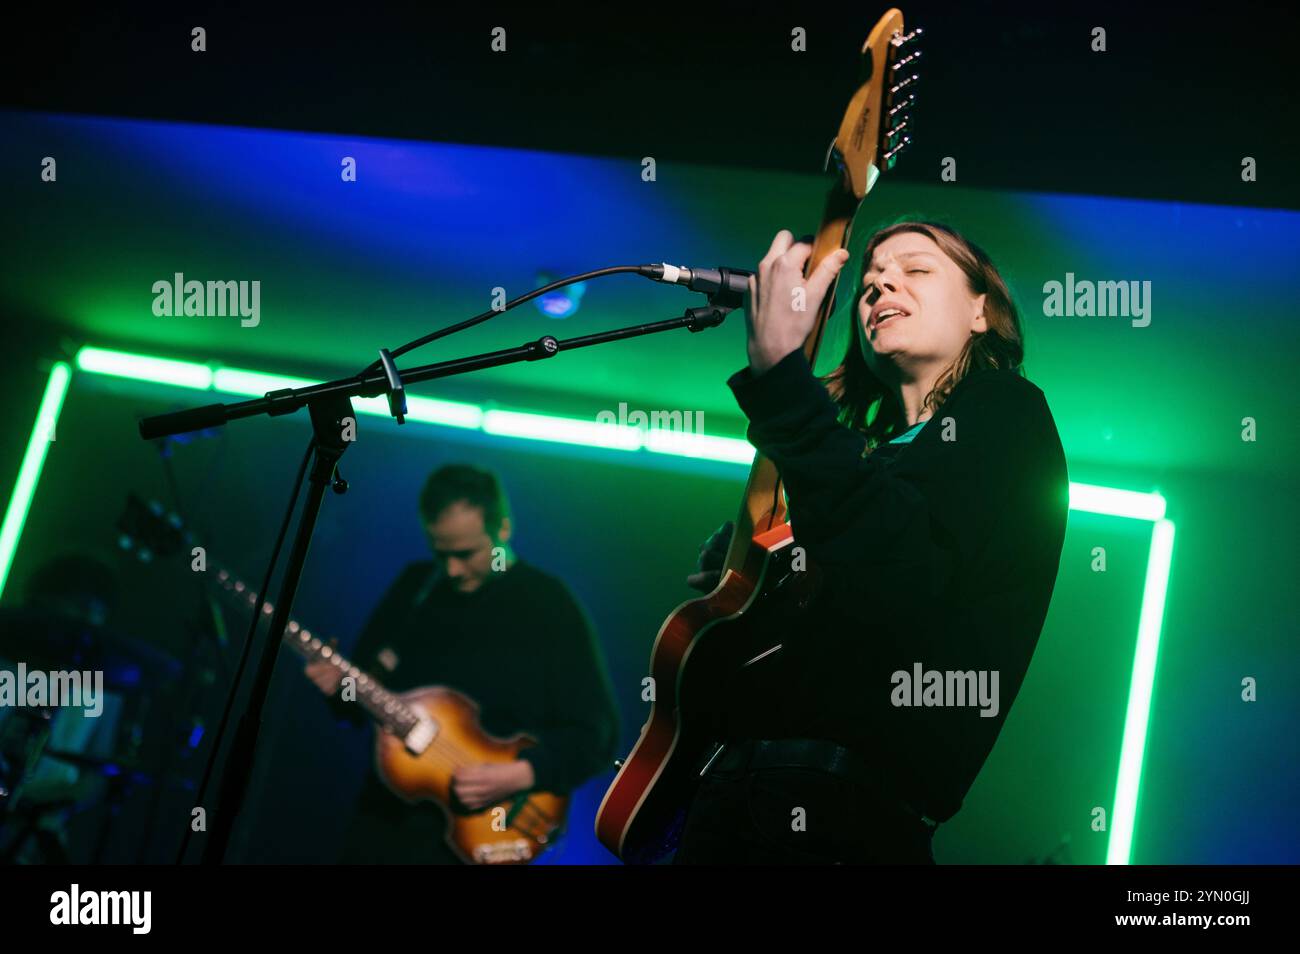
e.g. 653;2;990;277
822;220;1024;452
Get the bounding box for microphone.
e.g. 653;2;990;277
639;264;753;297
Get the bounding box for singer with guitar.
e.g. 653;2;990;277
595;9;1068;867
667;221;1069;864
307;464;619;864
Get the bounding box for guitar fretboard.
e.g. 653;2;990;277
214;569;421;736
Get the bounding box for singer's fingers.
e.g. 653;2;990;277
758;230;795;276
805;248;851;306
782;237;813;272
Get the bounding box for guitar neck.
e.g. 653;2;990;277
723;188;857;574
213;569;420;736
721;5;914;574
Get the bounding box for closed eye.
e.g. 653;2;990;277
436;549;476;561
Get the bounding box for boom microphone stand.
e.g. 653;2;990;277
137;280;744;864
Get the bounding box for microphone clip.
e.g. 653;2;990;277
376;348;407;425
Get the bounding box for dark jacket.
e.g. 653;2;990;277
721;349;1069;822
328;558;619;796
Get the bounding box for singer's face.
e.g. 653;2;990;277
856;232;986;375
426;501;510;594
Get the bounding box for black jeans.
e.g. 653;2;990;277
673;761;938;865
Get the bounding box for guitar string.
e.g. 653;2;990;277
266;598;546;832
357;674;550;824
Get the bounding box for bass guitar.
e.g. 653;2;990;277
117;493;567;864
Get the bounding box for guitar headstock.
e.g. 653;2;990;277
116;493;326;652
825;9;923;199
116;493;189;563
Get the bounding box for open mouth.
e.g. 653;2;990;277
871;307;909;331
868;299;912;331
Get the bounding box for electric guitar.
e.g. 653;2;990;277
263;585;568;866
117;494;568;864
595;8;921;863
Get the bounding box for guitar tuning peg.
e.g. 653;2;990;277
882;135;913;167
891;50;922;73
887;105;913;124
889;73;920;98
892;27;924;46
885;117;913;143
887;92;917;120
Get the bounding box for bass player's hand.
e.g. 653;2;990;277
452;760;536;811
305;640;345;695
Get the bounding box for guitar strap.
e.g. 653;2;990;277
411;564;443;609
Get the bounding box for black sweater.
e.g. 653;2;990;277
722;349;1069;823
328;558;619;797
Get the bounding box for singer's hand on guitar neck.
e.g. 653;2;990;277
686;520;733;593
745;230;850;375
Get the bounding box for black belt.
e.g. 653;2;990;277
699;738;938;832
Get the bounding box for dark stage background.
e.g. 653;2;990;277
1;3;1297;865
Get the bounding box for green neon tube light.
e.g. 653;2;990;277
1070;482;1166;521
1107;517;1176;865
21;345;1174;865
0;362;72;598
76;346;213;389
